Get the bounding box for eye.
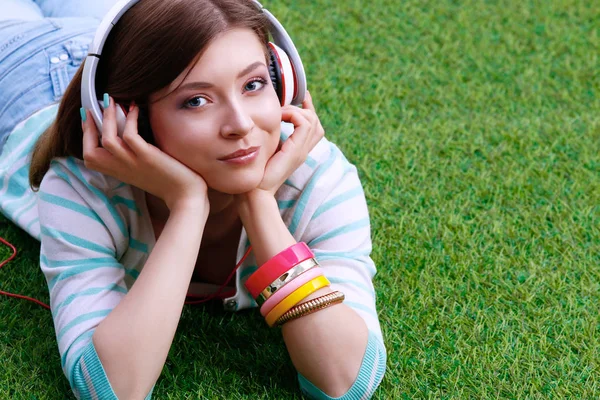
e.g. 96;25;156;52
244;78;267;93
184;96;208;109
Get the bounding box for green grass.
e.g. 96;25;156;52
1;0;599;398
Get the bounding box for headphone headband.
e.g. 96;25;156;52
81;0;306;134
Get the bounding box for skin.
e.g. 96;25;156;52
146;27;282;225
82;27;367;398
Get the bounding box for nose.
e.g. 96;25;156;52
219;99;255;138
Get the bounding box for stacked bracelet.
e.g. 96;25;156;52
256;257;319;307
265;275;330;327
245;242;338;327
245;242;313;299
275;290;345;326
260;265;324;316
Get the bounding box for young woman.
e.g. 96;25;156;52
0;0;387;398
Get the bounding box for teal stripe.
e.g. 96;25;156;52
54;284;127;315
41;226;114;256
328;276;375;297
62;330;94;370
344;301;379;318
57;309;112;342
283;178;298;190
309;218;370;246
48;263;123;290
12;195;37;222
305;155;317;169
129;237;149;254
77;342;117;399
66;157;128;238
0;121;43;167
112;195;141;215
42;256;116;268
312;187;364;220
39;192;103;224
313;249;371;261
69;342;95;397
277;199;297;209
314;250;376;276
289;145;338;235
127;268;140;280
49;161;72;185
26;217;39;234
2;164;29;211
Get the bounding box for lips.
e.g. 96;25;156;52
218;146;260;160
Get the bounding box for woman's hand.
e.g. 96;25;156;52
254;91;325;197
81;96;209;213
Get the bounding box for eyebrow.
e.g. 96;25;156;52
173;61;266;93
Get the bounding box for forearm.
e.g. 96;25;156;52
237;191;368;397
93;204;207;399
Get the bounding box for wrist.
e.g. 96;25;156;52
168;197;210;219
234;189;275;216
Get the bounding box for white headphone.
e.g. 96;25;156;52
81;0;307;137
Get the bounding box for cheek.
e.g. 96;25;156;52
147;107;172;149
257;99;283;152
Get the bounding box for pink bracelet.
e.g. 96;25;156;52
245;242;314;299
260;266;325;317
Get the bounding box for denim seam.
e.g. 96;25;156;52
51;64;70;100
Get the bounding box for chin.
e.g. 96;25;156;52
206;171;264;195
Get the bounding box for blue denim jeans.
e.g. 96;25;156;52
0;0;120;154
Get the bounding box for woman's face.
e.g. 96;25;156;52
147;28;282;194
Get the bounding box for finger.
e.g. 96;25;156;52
281;107;311;146
281;106;310;129
285;106;320;149
295;105;324;148
100;94;129;158
121;102;147;157
81;108;99;157
81;108;114;172
301;90;316;112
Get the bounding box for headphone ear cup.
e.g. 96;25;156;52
267;42;296;106
98;100;128;138
268;46;283;104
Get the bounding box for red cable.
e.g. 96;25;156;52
0;236;51;310
0;234;253;310
184;245;253;305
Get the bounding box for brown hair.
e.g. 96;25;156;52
29;0;269;190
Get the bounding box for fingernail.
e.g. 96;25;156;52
103;93;110;109
80;107;87;122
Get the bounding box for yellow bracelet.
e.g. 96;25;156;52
265;275;330;327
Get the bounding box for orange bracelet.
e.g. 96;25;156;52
276;291;345;326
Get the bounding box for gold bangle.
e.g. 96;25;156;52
275;291;345;326
265;275;330;327
256;258;320;306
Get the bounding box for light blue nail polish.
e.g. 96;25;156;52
103;93;110;109
80;107;86;122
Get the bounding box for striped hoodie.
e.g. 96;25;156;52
0;104;387;399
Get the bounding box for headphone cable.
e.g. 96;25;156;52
0;235;252;310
